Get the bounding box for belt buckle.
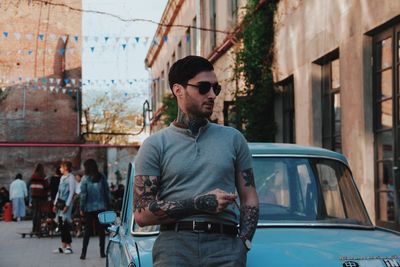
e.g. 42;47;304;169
192;221;211;233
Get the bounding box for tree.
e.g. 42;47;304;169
234;0;277;142
82;87;144;144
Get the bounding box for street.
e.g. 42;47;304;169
0;220;106;267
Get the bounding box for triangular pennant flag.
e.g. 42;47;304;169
49;78;54;83
135;36;140;43
50;86;55;92
84;36;89;42
61;35;68;43
62;88;66;94
14;32;21;40
38;34;44;41
163;35;168;42
144;37;150;46
122;44;127;50
90;47;95;52
26;33;33;40
153;38;158;46
186;35;190;43
3;32;8;38
28;50;33;55
56;79;61;85
58;48;65;55
104;36;109;42
94;36;99;42
42;77;47;84
124;37;130;43
74;36;79;42
71;79;76;85
64;78;69;84
115;37;120;43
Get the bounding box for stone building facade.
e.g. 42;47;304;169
273;0;400;230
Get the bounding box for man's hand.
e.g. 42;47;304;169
194;188;237;214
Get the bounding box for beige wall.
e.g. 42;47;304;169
273;0;400;221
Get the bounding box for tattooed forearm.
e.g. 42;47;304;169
134;175;219;221
242;168;255;187
193;194;218;211
148;194;218;220
239;205;259;242
149;199;194;220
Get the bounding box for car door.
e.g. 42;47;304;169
107;163;135;267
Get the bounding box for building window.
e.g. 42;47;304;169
230;0;238;25
373;23;400;230
320;51;341;152
210;0;217;49
191;16;197;55
281;77;295;143
177;41;182;59
171;53;175;65
185;28;190;56
159;71;165;110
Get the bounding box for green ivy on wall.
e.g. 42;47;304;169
161;93;178;126
234;0;277;142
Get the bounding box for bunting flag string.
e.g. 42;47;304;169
0;30;191;55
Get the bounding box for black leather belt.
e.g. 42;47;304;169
160;221;238;236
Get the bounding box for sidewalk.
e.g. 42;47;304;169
0;220;106;267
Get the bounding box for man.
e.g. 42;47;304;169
134;55;259;266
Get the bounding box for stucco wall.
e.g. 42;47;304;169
273;0;400;221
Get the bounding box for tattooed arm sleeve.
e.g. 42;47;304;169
236;168;260;243
133;175;219;227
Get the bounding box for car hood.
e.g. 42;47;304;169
248;227;400;267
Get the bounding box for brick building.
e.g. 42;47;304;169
0;0;85;186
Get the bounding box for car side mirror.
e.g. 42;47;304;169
98;211;117;224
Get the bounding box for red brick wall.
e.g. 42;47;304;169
0;0;82;143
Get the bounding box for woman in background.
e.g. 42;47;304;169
52;161;75;254
79;158;110;260
29;163;48;235
9;173;27;221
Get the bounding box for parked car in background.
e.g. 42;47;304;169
99;143;400;267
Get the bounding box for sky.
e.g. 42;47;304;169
82;0;168;113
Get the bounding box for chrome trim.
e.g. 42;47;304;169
251;154;349;167
257;222;374;229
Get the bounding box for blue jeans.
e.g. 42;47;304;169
153;231;247;267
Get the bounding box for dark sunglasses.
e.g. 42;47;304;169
185;81;221;96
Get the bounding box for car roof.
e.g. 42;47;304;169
248;143;349;165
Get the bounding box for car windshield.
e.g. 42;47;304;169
254;157;372;226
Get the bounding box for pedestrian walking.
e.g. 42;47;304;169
9;174;27;221
133;55;259;266
79;159;110;260
29;163;48;234
80;159;110;260
52;161;75;254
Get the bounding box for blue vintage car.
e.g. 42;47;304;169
99;143;400;267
